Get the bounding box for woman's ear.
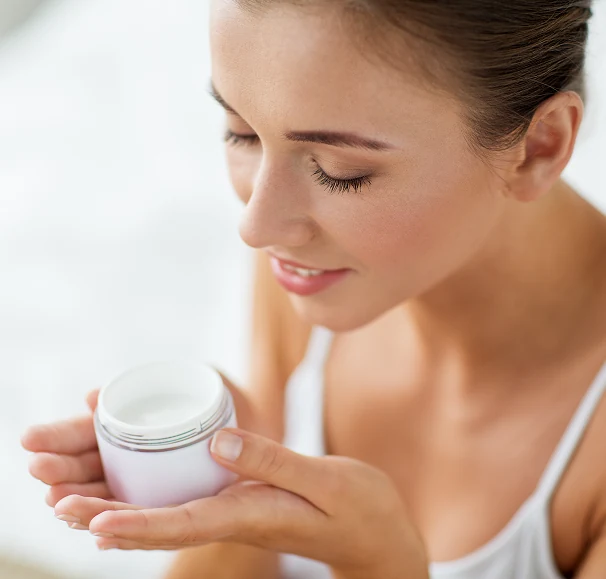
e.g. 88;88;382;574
505;91;584;203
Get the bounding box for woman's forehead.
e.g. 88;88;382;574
209;0;460;138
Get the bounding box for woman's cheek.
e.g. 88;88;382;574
319;184;439;269
324;174;479;280
363;174;500;281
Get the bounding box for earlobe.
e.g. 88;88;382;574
507;91;584;203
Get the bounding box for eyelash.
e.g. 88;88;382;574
224;130;259;148
310;166;371;195
224;129;372;194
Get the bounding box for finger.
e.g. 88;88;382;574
88;482;322;548
55;495;143;527
21;416;97;454
95;538;180;551
86;389;99;414
215;372;256;433
210;429;333;512
88;496;233;546
67;522;90;531
28;451;103;485
46;482;112;507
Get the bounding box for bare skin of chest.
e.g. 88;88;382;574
322;325;606;576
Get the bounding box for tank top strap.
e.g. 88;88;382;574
534;360;606;501
281;326;334;457
297;325;334;374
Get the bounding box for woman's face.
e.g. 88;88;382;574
210;0;510;331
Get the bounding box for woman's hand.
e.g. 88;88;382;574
52;429;429;579
21;390;111;509
20;374;267;511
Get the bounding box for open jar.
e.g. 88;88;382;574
94;361;237;508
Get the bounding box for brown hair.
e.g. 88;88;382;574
236;0;593;152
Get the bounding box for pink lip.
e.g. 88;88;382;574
269;256;351;296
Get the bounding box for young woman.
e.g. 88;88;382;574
22;1;606;578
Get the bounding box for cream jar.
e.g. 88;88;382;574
94;361;237;508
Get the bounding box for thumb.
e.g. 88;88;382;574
210;429;332;512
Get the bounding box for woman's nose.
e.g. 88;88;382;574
238;162;316;250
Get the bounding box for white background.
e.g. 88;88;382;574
0;1;604;578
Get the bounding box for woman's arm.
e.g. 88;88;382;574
164;251;311;579
164;544;280;579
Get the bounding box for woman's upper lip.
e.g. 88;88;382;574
268;253;346;272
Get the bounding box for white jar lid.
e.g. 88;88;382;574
97;361;227;449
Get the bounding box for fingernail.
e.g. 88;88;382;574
69;523;89;530
211;430;243;462
99;544;119;551
56;514;80;524
93;532;115;538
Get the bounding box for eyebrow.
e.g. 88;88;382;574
283;130;393;151
208;82;395;152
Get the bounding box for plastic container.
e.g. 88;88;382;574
94;361;237;508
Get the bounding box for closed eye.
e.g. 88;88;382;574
224;129;260;147
224;129;372;194
312;165;372;195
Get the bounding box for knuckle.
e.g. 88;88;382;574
47;423;63;446
58;493;85;513
67;457;84;483
82;452;103;480
29;453;59;484
215;487;267;542
176;505;200;544
323;457;398;510
138;510;151;531
256;443;285;478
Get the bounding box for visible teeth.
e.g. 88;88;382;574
297;268;322;277
283;264;325;277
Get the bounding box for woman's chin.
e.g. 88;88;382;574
288;293;386;333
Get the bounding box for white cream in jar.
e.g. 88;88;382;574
94;361;237;508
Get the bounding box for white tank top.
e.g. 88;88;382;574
280;327;606;579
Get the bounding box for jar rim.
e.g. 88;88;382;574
96;361;229;450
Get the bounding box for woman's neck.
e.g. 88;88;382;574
404;180;606;375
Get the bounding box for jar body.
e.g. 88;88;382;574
94;386;237;508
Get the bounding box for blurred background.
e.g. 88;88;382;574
0;1;604;578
